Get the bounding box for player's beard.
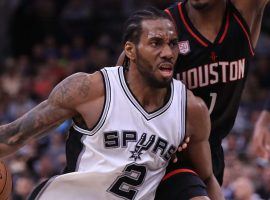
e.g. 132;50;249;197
135;50;172;89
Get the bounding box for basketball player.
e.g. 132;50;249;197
156;0;270;199
118;0;269;199
252;95;270;160
0;8;222;200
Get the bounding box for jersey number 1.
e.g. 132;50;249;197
108;163;147;200
209;93;217;114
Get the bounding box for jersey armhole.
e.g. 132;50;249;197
230;1;255;56
72;69;111;136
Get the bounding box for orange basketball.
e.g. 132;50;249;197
0;161;12;200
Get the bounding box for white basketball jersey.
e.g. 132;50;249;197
34;66;187;200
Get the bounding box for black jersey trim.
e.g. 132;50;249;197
63;127;85;173
178;2;208;47
118;66;174;121
229;0;255;56
166;3;184;37
180;0;230;46
164;8;179;35
30;176;57;200
72;70;111;136
232;14;255;56
164;9;174;21
218;12;230;44
28;179;50;200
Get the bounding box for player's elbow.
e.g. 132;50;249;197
203;173;215;186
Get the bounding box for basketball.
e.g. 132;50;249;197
0;161;12;200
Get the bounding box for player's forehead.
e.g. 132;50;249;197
140;19;177;40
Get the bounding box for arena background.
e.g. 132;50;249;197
0;0;269;199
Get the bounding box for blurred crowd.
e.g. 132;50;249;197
0;0;269;199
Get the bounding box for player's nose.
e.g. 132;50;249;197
160;44;174;59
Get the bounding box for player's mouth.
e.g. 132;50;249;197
159;62;174;78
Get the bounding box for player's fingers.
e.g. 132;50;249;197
171;154;178;163
252;129;269;158
181;143;187;149
253;140;268;159
185;136;190;143
178;146;183;152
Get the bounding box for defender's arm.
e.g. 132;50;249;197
233;0;269;47
185;91;224;200
252;110;270;159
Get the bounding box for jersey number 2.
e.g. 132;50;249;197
108;163;147;200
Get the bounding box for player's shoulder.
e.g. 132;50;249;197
186;90;210;139
231;0;268;13
66;70;104;95
186;90;210;128
49;70;105;107
187;90;208;114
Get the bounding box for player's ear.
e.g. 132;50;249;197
124;41;136;61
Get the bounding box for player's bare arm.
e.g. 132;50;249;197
0;72;103;157
252;110;270;159
185;90;224;200
233;0;269;47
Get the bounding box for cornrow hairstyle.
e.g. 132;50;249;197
122;7;172;68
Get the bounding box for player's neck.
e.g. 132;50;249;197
186;0;227;41
186;0;226;17
125;69;170;112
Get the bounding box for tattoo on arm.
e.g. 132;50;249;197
0;101;68;146
0;72;90;148
50;73;91;106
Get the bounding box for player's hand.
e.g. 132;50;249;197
252;125;270;160
172;136;190;163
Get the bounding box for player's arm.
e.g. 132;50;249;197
233;0;269;47
252;95;270;159
185;91;224;200
0;72;92;157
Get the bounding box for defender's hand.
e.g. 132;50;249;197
172;136;190;163
252;126;270;160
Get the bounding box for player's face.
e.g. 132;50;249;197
188;0;216;10
135;19;178;88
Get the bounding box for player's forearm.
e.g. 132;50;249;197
255;110;270;128
0;101;64;157
205;174;225;200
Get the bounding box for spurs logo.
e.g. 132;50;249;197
130;133;155;161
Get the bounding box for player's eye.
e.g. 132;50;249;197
150;39;163;47
169;39;178;48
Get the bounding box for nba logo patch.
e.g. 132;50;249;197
178;41;190;55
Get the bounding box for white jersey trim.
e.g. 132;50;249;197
180;84;187;143
72;70;111;136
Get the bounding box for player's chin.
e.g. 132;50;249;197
156;77;173;88
190;1;210;10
